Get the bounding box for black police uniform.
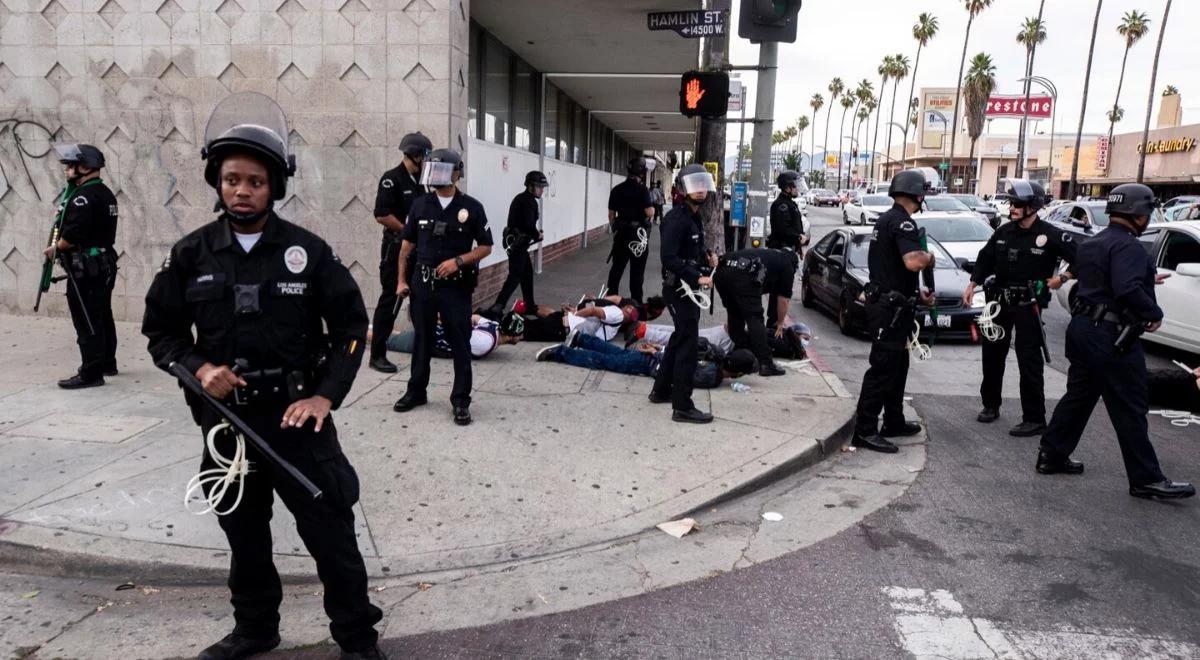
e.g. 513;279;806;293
767;193;804;251
1039;223;1168;486
971;219;1076;423
607;177;654;301
370;163;423;361
142;213;382;651
58;177;119;379
493;189;539;311
854;204;922;437
652;204;706;411
402;190;493;407
715;248;797;366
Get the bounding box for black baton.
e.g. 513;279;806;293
169;362;323;501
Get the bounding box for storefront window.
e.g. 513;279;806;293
483;35;510;146
513;58;536;152
574;105;587;165
467;22;479;140
558;93;573;162
543;83;558;159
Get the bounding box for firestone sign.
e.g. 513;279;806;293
1137;137;1197;155
985;95;1053;119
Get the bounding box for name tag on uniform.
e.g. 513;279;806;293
275;281;309;296
1030;247;1045;256
197;274;215;283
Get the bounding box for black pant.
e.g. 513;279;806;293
607;232;649;302
980;300;1046;422
494;246;535;311
653;286;702;410
522;311;567;343
1041;317;1166;486
66;270;116;378
854;301;913;435
407;277;473;406
196;406;381;652
715;268;771;366
370;238;412;360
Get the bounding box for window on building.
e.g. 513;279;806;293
573;104;587;165
483;34;511;146
513;58;536;152
995;165;1008;193
543;83;558;159
557;93;573;162
468;22;480;139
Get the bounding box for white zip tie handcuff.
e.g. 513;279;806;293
628;227;649;258
184;421;250;516
908;320;932;361
1150;409;1200;427
978;300;1006;342
678;279;712;310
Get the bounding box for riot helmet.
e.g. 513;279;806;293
420;149;464;187
54;143;106;170
889;169;930;202
1106;183;1158;232
675;163;716;201
202;92;295;206
499;311;525;338
1000;178;1048;213
627;156;650;178
399;132;433;160
776;170;800;193
524;170;549;189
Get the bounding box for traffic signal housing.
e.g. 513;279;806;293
738;0;802;43
679;71;730;119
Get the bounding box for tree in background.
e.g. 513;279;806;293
904;13;940;168
964;53;997;194
809;93;824;172
1109;10;1151;146
1015;8;1046;176
1069;0;1104;199
871;55;895;184
885;54;911;179
824;78;844;178
948;0;993;192
1163;85;1179;97
836;94;855;190
1138;1;1173;182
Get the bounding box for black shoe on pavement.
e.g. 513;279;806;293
648;390;671;404
759;361;787;377
392;393;427;412
341;646;388;660
368;356;398;374
535;345;562;362
57;373;104;389
1129;480;1196;500
1035;450;1084;475
977;408;999;423
198;633;281;660
564;328;583;349
880;421;922;438
672;407;714;424
1009;421;1047;437
453;405;472;426
850;433;899;454
103;365;118;376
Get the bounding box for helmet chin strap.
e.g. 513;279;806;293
217;198;270;226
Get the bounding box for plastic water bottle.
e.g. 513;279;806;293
730;382;751;393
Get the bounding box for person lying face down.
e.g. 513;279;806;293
382;312;524;359
535;331;757;389
500;295;664;343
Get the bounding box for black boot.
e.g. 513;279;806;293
1129;480;1196;500
198;632;281;660
880;421;922;437
1009;421;1047;437
368;356;398;373
341;646;388;660
58;373;104;389
976;407;999;423
647;390;671;404
850;433;899;454
759;361;787;377
453;405;472;426
672;407;714;424
392;392;428;412
1035;450;1084;475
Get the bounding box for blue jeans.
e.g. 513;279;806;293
556;334;654;376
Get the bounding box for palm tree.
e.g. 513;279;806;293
857;105;872;183
963;53;997;194
795;115;810;167
850;80;873;185
824;78;844;176
1109;10;1151;146
871;55;895;183
904;13;939;167
948;0;993;192
1138;0;1173;182
1015;9;1046;177
1069;0;1104;199
836;95;854;190
885;54;911;179
809;94;824;172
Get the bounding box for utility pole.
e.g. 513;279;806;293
1015;0;1045;178
747;40;778;248
695;0;731;254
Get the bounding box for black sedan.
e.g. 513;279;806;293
800;226;984;339
948;193;1001;228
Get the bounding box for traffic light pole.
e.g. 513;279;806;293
746;40;777;249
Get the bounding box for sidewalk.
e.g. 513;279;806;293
0;234;854;582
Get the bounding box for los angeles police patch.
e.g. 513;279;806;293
457;208;469;223
284;245;308;274
1035;234;1048;247
73;196;88;207
899;220;916;232
381;178;394;189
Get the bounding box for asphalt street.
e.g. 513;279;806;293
369;205;1200;659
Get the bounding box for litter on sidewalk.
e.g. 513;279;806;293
656;518;699;538
761;512;783;522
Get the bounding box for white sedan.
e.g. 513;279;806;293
843;193;894;226
912;213;994;272
1055;220;1200;355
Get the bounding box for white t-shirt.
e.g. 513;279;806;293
437;194;454;209
234;231;262;253
642;323;734;353
567;306;625;341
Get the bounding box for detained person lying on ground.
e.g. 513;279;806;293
535;331;758;389
481;295;665;343
371;312;524;359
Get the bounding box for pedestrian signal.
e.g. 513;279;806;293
739;0;802;43
679;71;730;119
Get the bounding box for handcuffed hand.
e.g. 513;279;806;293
196;363;246;399
281;395;333;431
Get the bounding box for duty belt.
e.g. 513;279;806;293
989;281;1038;305
1070;300;1124;325
718;256;765;284
230;366;312;406
417;262;474;289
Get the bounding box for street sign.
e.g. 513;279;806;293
703;161;720;181
731;182;748;227
647;10;725;38
938;162;949;171
728;80;744;113
1096;135;1111;172
679;71;730;119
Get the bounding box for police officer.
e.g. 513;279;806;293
964;178;1077;437
46;144;119;389
850;169;935;453
1037;184;1194;500
606;157;655;301
368;131;431;373
714;247;798;376
650;164;717;424
393;149;493;425
141;92;385;659
767;170;805;251
489;170;546;315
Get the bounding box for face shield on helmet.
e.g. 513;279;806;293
420;161;458;187
1001;179;1036;209
54;144;84;164
203;92;291;162
678;171;716;196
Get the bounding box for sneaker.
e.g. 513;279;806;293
535;345;562;362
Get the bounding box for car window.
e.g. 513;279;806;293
1069;206;1088;222
953;195;984;206
864;195;891;206
923;197;972;212
1138;229;1161;258
918;218;994;242
1161;231;1200;271
813;232;836;256
1087;205;1110;227
847;235;959;270
828;234;846;259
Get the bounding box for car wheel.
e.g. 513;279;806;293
801;278;816;309
838;293;854;336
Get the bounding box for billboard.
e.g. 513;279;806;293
985;94;1054;119
920;91;956;150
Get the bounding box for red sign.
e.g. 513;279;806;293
985;95;1054;119
1095;136;1110;171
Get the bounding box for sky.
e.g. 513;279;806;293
725;0;1196;151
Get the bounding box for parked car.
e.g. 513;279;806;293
1163;195;1200;211
1041;201;1112;241
800;226;984;338
810;189;840;207
1162;202;1199;222
948;193;1001;228
912;214;993;272
842;193;894;225
1055;220;1200;355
